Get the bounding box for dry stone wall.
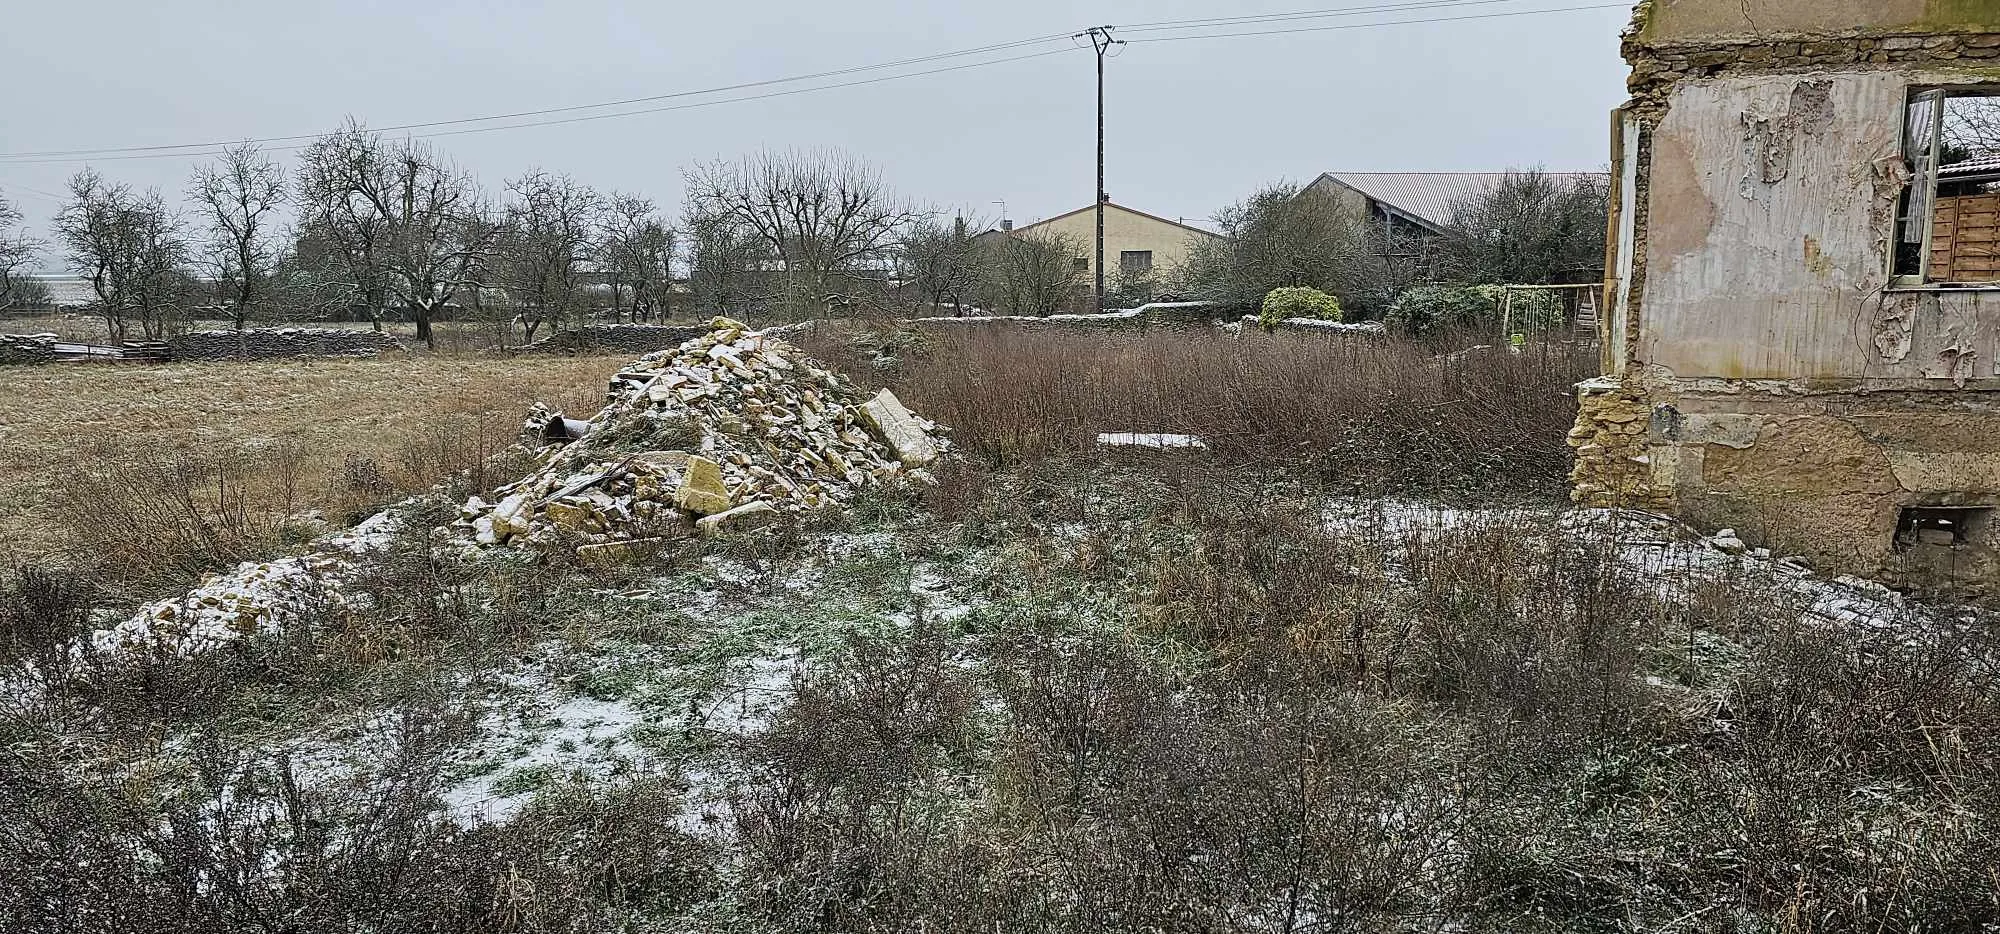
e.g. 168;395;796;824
168;327;405;361
1568;378;1672;511
0;333;57;365
520;324;710;355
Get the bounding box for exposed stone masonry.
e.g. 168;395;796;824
0;333;57;365
1568;378;1672;511
167;327;405;361
1626;31;2000;110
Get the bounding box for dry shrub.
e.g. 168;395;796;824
801;326;1593;496
0;707;714;933
729;625;983;931
721;468;2000;931
49;444;313;587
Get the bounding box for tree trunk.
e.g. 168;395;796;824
411;301;434;349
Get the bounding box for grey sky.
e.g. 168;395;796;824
0;0;1631;265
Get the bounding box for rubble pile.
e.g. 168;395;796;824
457;318;947;560
94;513;401;656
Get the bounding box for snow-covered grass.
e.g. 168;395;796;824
11;454;1999;932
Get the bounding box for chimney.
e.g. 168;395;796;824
1001;219;1014;232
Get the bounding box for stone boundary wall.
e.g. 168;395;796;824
906;301;1229;334
519;324;710;355
1236;315;1388;337
0;333;58;365
167;327;406;361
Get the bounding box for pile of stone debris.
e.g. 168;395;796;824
94;512;401;656
456;317;946;564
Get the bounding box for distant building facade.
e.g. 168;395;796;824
993;202;1225;302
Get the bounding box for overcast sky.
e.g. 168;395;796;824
0;0;1631;266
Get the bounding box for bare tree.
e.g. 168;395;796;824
189;144;285;330
297;121;497;348
682;206;771;318
297;127;390;330
600;194;675;323
898;214;986;314
54;170;192;342
1176;182;1391;314
495;170;601;343
978;230;1087;316
1436;169;1608;286
0;192;44;312
683;148;915;319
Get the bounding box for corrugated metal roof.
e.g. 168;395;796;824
1313;172;1608;231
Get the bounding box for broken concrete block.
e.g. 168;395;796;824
675;455;733;515
696;500;777;537
858;388;940;466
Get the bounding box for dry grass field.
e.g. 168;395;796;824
0;353;626;577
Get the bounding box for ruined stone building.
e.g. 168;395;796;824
1572;1;2000;589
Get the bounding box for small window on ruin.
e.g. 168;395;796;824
1894;506;1987;549
1072;257;1089;272
1895;89;2000;286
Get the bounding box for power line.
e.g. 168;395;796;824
0;48;1075;167
1124;2;1630;43
0;3;1628;167
0;32;1076;162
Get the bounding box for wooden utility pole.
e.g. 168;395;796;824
1081;26;1122;311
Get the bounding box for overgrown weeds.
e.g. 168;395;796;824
716;470;2000;932
801;326;1593;497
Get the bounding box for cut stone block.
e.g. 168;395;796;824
857;388;940;466
696;500;777;537
575;537;666;567
674;454;733;515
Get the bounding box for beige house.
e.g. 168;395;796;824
998;202;1225;300
1573;0;2000;591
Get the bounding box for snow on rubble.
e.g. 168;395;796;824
92;510;403;657
84;318;952;659
454;317;949;561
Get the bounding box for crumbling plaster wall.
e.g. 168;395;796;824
1641;69;2000;382
1636;384;2000;587
1574;8;2000;588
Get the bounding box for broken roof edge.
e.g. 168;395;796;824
1631;0;2000;48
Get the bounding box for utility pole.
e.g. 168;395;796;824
1080;25;1122;310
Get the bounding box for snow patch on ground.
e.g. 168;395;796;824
1097;432;1207;450
442;659;655;825
1323;500;1922;632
